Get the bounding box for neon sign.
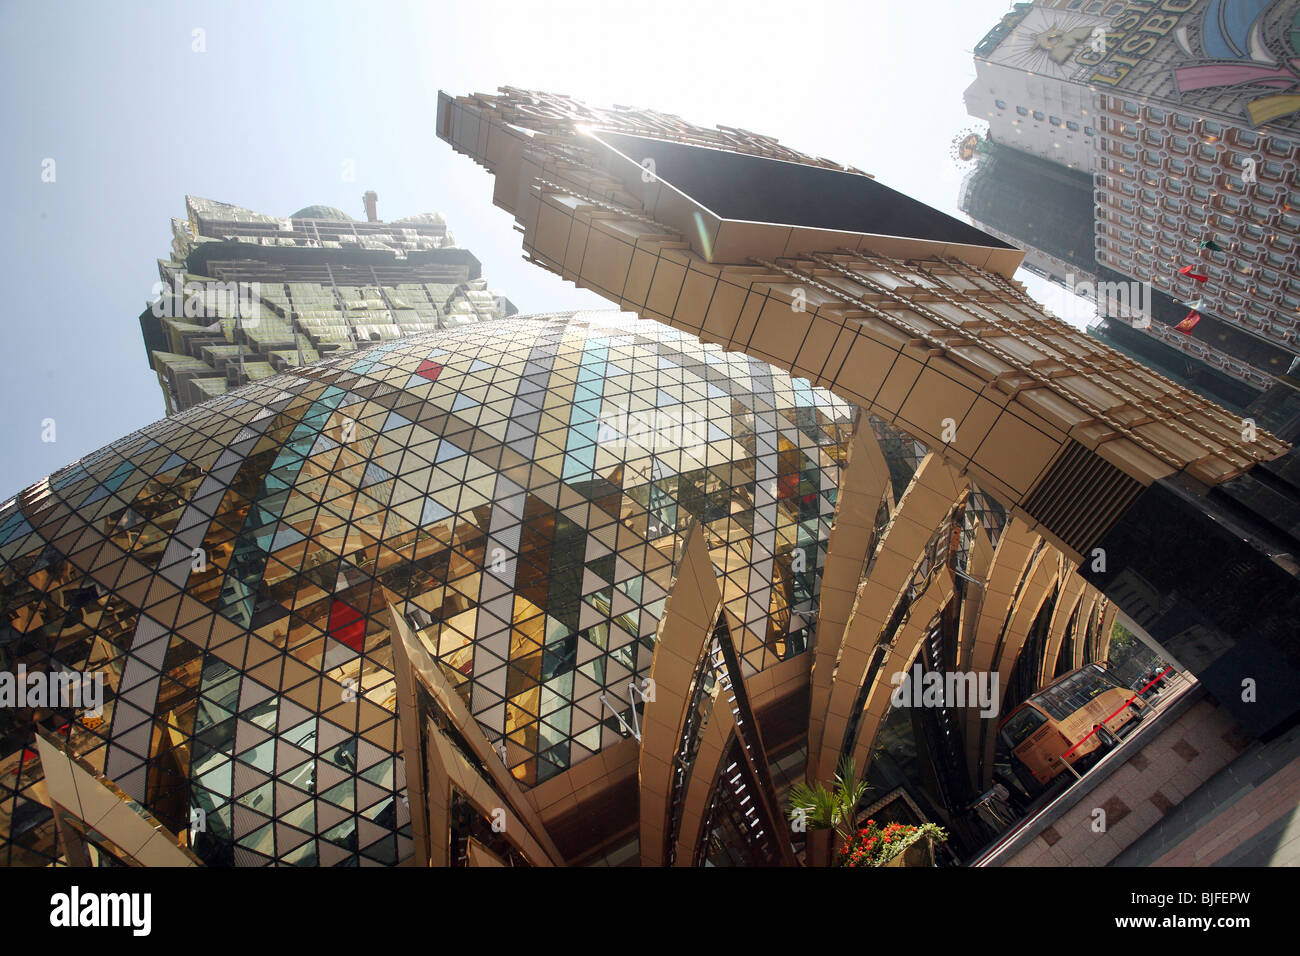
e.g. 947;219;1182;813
1074;0;1199;86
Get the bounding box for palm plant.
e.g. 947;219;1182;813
788;756;870;855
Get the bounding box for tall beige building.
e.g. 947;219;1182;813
431;86;1300;866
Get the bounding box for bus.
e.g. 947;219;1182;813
997;662;1146;791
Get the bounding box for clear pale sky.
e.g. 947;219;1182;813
0;0;1081;496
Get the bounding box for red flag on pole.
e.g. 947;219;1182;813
1175;311;1202;334
1178;265;1209;283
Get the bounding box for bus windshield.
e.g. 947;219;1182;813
1002;706;1047;746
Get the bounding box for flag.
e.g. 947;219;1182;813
1179;265;1209;282
1199;239;1223;252
1175;311;1202;334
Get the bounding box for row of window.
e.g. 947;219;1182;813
1101;249;1300;333
996;100;1098;136
1106;100;1293;158
1102;231;1300;293
1106;224;1299;270
1104;156;1293;197
1107;254;1300;306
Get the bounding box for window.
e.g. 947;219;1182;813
1146;107;1166;123
1016;106;1028;117
995;99;1007;110
1202;120;1223;137
1001;706;1048;747
1036;668;1112;721
1265;137;1292;158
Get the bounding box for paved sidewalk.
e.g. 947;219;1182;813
1111;723;1300;867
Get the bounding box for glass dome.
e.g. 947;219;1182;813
0;312;855;865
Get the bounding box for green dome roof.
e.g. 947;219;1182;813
289;204;354;221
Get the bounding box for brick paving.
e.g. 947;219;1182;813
1111;723;1300;867
990;682;1244;867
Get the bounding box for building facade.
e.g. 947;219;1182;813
962;0;1300;432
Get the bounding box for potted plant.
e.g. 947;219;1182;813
787;756;870;860
837;820;948;868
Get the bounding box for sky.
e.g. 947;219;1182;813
0;0;1087;496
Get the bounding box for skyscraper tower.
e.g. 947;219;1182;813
139;195;516;414
960;0;1300;408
